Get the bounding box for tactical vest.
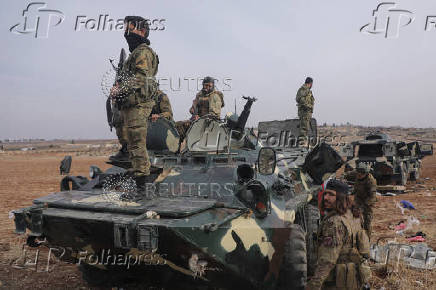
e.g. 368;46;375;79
197;95;210;117
334;212;371;289
196;91;224;117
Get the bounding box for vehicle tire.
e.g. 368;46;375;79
278;224;307;290
79;264;111;286
400;165;408;186
410;168;420;181
79;264;134;286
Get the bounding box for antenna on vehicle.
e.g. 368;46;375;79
234;98;237;114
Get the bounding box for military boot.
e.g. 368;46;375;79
109;144;128;161
135;175;147;193
134;175;156;201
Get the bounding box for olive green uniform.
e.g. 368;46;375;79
114;90;173;148
296;84;314;138
353;173;377;239
113;105;128;149
151;90;174;121
176;89;224;141
118;43;159;177
307;210;364;290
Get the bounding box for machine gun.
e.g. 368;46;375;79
106;48;127;131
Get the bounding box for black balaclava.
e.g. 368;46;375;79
124;16;150;52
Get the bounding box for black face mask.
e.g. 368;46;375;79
124;31;150;52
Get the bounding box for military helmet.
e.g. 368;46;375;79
356;163;370;174
202;76;215;84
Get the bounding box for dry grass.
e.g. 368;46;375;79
370;262;435;290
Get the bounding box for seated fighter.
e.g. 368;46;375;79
176;76;225;142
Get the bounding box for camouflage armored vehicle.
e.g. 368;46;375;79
341;132;433;186
12;100;343;289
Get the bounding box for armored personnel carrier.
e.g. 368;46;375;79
12;99;343;289
342;132;433;186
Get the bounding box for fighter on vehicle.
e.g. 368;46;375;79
296;77;314;141
12;96;345;289
176;76;225;144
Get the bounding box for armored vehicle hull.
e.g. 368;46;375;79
12;114;343;289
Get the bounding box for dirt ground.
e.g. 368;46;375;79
0;147;435;289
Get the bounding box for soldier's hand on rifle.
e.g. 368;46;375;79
109;84;120;99
151;114;160;122
193;115;200;121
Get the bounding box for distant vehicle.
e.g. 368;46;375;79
341;132;433;186
12;99;344;289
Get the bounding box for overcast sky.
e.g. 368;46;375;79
1;0;436;139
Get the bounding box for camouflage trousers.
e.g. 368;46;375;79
175;120;192;142
362;208;373;240
115;122;128;148
120;101;154;177
298;107;312;138
357;204;373;239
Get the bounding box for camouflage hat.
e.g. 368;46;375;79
356;163;370;173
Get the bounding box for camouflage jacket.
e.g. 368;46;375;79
151;90;173;121
307;210;361;290
295;85;314;111
118;43;159;108
353;173;377;208
190;89;224;118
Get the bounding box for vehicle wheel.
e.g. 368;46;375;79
79;264;111;286
410;169;420;181
400;165;408;186
278;224;307;290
